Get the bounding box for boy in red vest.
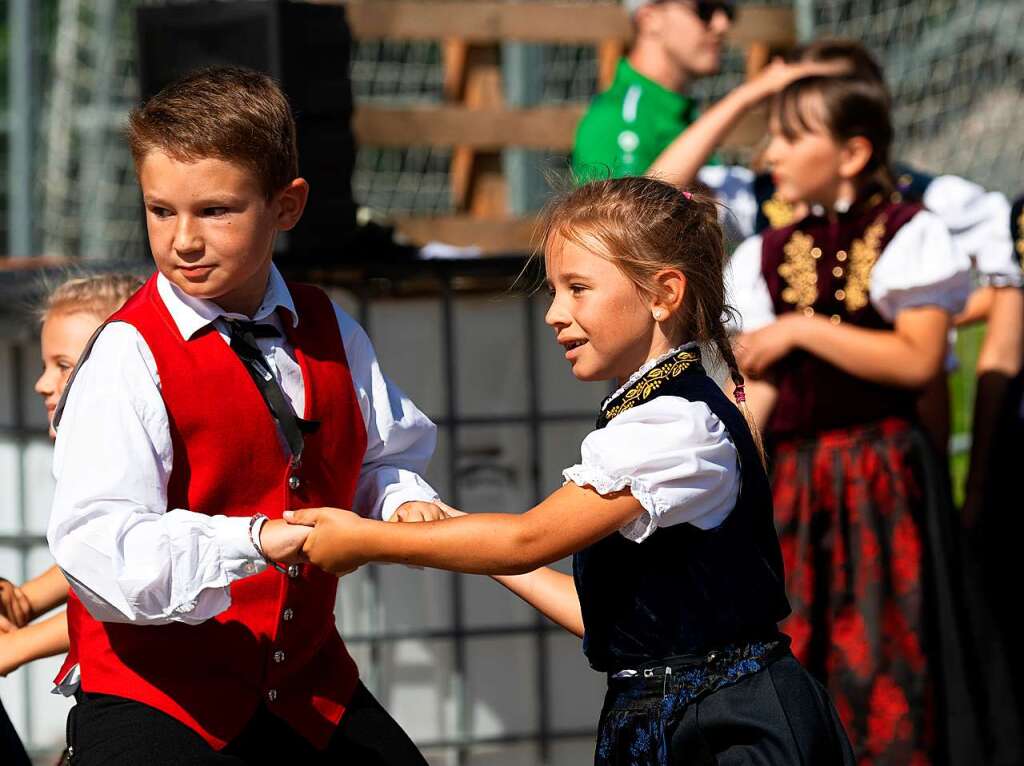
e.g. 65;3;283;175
46;67;440;765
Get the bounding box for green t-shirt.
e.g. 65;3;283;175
572;58;708;184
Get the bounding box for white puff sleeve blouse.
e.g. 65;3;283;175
562;395;740;544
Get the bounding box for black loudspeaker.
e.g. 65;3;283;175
136;1;356;257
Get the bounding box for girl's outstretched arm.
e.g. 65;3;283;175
0;611;69;676
19;565;69;621
737;306;950;389
492;569;583;638
287;484;643;578
393;503;585;637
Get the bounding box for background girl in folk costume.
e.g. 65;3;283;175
726;74;983;764
289;177;855;766
1;273;141;765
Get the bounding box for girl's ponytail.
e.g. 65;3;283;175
711;324;767;468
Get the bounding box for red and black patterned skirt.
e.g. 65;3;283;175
770;417;986;766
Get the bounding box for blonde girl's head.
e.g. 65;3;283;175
537;176;764;455
35;274;143;436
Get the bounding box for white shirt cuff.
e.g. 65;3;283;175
214;514;267;580
379;479;440;521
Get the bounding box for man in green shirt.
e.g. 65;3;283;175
573;0;734;183
573;0;840;195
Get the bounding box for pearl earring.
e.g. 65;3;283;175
653;310;665;321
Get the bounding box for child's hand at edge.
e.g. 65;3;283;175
283;508;367;576
0;578;31;633
390;500;463;523
258;519;311;565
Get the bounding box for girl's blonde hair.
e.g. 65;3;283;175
41;273;143;323
537;176;765;461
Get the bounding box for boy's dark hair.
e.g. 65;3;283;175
127;66;298;198
773;74;894;188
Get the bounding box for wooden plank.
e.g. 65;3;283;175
394;216;538;254
0;255;72;272
343;2;795;48
353;104;765;152
353;105;586;150
346;2;630;45
598;39;625;91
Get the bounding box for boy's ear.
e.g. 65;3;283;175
838;136;874;181
275;178;310;231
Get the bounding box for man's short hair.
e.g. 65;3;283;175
127;66;298;198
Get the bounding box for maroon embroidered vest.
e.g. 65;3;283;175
760;196;923;440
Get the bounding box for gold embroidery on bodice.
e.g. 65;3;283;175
778;231;818;309
778;212;888;317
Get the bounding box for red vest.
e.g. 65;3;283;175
56;275;368;749
760;195;923;439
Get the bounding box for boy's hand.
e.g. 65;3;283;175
0;578;31;633
259;519;311;564
283;508;368;576
390;501;453;523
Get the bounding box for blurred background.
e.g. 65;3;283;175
0;0;1021;763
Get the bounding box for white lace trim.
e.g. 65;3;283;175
562;464;664;543
602;342;699;411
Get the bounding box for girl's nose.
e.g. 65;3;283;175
35;369;54;397
544;298;570;329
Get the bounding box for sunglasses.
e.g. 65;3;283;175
656;0;737;25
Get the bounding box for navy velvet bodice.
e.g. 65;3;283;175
573;349;790;672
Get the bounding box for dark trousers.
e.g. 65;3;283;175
1;697;32;766
66;682;428;766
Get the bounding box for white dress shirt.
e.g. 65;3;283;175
563;346;741;544
48;266;439;633
922;175;1022;286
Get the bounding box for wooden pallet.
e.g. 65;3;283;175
320;1;796;253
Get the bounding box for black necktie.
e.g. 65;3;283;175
224;319;318;463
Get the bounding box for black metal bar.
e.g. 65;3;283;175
417;727;596;751
440;274;468;766
341;620;568;644
524;294;552;764
12;341;34;741
356;286;384;696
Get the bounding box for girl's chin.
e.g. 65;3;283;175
567;362;611;383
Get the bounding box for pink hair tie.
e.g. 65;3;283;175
682;191;693;200
734;383;746;403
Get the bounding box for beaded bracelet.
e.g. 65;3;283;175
248;513;288;574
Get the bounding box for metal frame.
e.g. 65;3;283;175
0;256;598;763
337;257;596;764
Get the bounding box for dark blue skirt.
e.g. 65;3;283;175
595;640;854;765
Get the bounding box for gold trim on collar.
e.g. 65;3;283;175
604;349;700;421
762;194;797;230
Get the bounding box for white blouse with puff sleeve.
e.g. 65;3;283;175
562;391;740;544
726;209;971;333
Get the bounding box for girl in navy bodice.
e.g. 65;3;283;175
288;177;854;765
